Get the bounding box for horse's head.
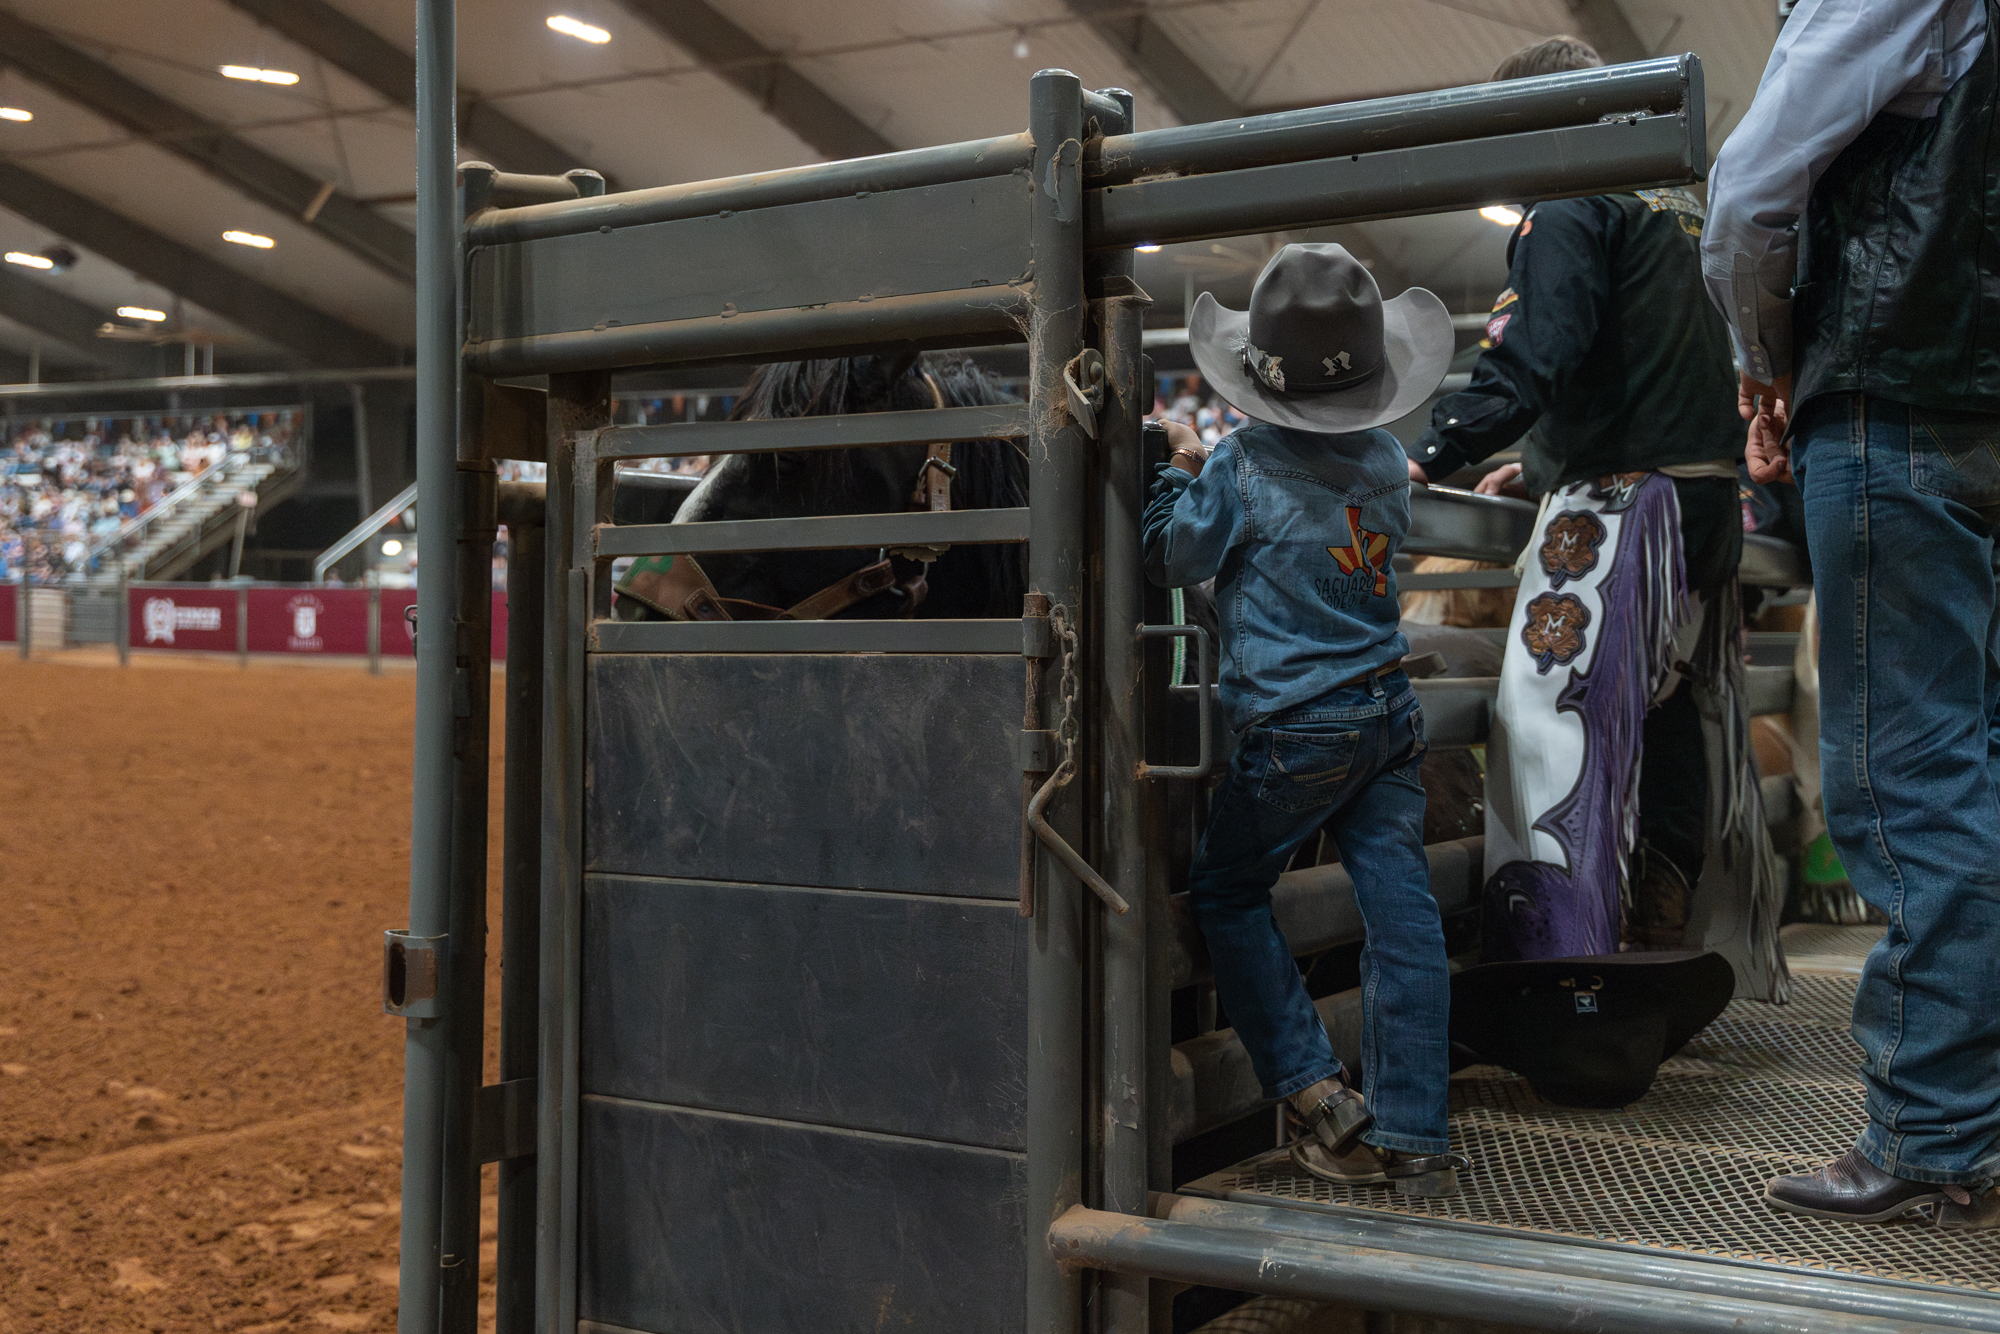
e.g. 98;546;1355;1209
672;353;1026;618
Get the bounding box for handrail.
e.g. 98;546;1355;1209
314;480;418;583
84;463;226;567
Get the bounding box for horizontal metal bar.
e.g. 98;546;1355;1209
0;365;415;399
1746;664;1793;717
465;285;1028;378
594;404;1032;461
1089;114;1700;250
1414;676;1495;748
1405;487;1537;564
589;617;1022;654
1399;568;1520;590
1741;532;1808;587
1168;837;1482;990
1047;1206;1945;1334
1173;987;1361;1144
467;133;1034;246
594;506;1030;558
1153;1196;2000;1334
1090;55;1698;185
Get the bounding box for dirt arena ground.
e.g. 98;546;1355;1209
0;650;506;1334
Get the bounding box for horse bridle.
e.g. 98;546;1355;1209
611;374;956;624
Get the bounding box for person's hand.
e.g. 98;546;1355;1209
1739;371;1793;484
1475;462;1529;499
1162;419;1209;474
1407;457;1430;486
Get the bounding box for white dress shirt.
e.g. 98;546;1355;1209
1702;0;1987;382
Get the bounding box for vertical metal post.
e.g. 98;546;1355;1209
1091;83;1154;1332
1027;67;1089;1334
236;585;248;667
116;570;129;667
496;500;544;1334
440;463;496;1334
401;0;459;1331
352;381;375;517
368;572;383;675
18;577;28;659
538;373;607;1334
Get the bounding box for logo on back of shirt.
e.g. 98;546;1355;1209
1322;506;1390;603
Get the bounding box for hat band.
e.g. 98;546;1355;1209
1243;340;1381;397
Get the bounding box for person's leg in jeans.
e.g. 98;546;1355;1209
1795;395;2000;1190
1319;685;1450;1155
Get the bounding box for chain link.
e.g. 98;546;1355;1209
1049;602;1080;789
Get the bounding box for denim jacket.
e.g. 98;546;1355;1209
1144;422;1411;733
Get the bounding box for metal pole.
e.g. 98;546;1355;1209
116;570;128;667
495;491;544;1334
367;572;382;675
401;0;458;1331
1027;66;1088;1334
352;381;374;518
236;584;247;668
18;576;27;659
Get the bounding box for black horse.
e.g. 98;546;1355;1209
644;352;1028;620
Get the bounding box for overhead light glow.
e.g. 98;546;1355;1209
117;306;167;322
5;251;53;269
1480;204;1525;227
547;15;611;43
220;65;301;85
0;107;32;122
380;539;404;556
1135;243;1163;253
223;230;275;249
1013;34;1030;59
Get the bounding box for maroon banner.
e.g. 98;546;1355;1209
0;582;13;644
131;587;238;653
245;588;372;655
376;589;508;659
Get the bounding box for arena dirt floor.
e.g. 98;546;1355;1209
0;649;505;1334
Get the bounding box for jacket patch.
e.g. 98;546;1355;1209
1325;505;1391;599
1486;312;1511;345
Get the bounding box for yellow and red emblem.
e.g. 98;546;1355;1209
1328;505;1390;597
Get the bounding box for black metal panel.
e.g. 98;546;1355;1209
581;875;1027;1147
586;653;1023;895
577;1098;1026;1334
468;174;1032;346
595;505;1030;557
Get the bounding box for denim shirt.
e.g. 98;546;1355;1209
1144;421;1411;733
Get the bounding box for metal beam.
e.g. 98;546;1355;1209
0;10;414;282
613;0;896;160
221;0;609;188
1564;0;1650;63
0;163;400;366
1062;0;1244;125
0;266;159;377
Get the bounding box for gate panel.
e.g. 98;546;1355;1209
586;653;1023;896
577;1098;1026;1334
581;875;1027;1147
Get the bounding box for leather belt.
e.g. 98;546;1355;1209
1329;656;1405;692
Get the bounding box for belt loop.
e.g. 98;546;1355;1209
1369;669;1386;700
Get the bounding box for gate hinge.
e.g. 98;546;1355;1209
1023;608;1053;659
1019;729;1058;773
383;930;446;1018
475;1077;537;1163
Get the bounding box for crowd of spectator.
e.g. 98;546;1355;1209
0;411;299;582
1150;372;1249;444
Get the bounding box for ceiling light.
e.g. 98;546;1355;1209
1013;33;1030;59
380;539;403;556
0;107;31;123
1135;243;1163;253
220;65;300;85
1480;204;1525;227
223;230;275;249
118;306;167;322
547;15;611;43
5;251;53;270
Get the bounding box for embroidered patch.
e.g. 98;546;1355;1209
1538;510;1607;588
1491;288;1519;312
1587;471;1649;513
1327;505;1391;597
1521;591;1590;674
1486;313;1511;345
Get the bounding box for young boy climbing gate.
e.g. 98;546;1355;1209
1144;243;1464;1195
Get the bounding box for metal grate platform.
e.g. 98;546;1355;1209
1185;927;2000;1298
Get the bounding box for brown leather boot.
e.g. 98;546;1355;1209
1623;841;1693;950
1288;1074;1373;1156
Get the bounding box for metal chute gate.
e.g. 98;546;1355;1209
395;6;2000;1330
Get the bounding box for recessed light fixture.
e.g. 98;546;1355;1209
220;65;300;85
4;251;53;269
223;230;275;249
547;15;611;43
117;306;168;322
1135;243;1163;253
0;107;31;123
1479;204;1525;227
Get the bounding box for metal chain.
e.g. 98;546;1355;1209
1049;602;1080;790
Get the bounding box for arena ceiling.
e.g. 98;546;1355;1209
0;0;1778;381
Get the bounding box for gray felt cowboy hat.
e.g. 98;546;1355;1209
1189;243;1454;434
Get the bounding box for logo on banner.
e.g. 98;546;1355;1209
142;597;223;645
286;594;325;651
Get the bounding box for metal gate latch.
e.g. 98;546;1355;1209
383;930;446;1018
1064;348;1106;439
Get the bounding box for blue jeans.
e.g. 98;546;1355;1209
1187;671;1450;1154
1796;395;2000;1186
